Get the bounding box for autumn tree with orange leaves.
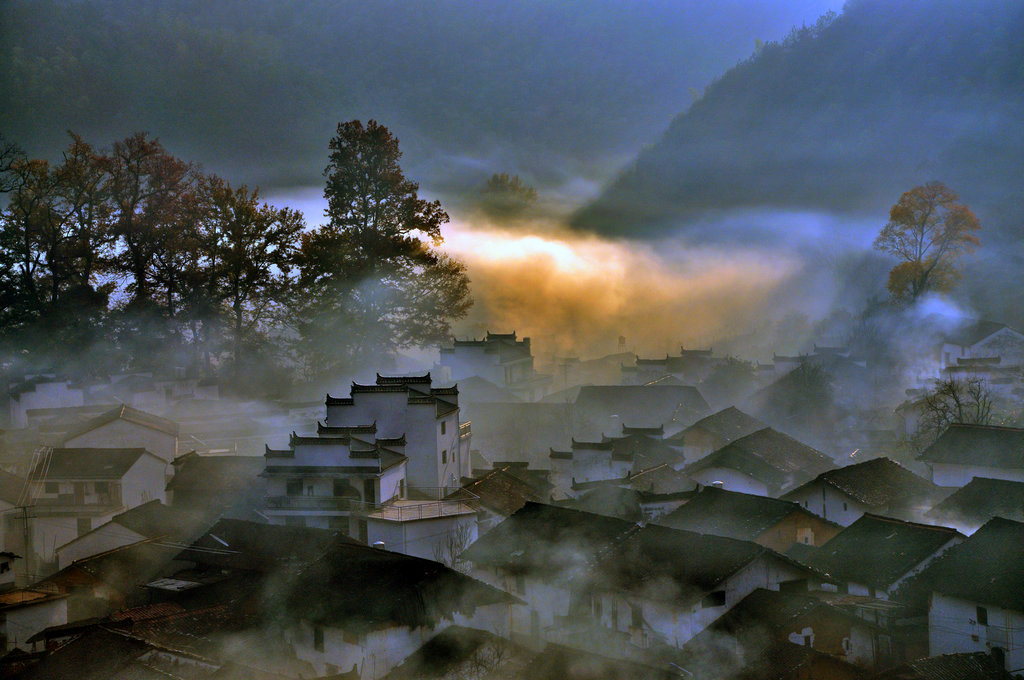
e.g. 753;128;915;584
873;181;980;305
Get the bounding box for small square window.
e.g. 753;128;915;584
45;482;59;494
286;480;303;496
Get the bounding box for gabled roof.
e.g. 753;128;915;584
658;486;831;541
668;406;766;444
910;516;1024;611
918;424;1024;469
107;500;213;543
873;652;1013;680
60;404;179;443
165;453;264;494
803;514;962;590
927;476;1024;526
589;524;799;605
685;428;833;490
460;466;545;516
459;502;636;576
176;518;360;572
943;320;1014;348
783;457;941;509
29;448;158;480
284;540;516;632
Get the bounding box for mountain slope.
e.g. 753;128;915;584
572;0;1024;240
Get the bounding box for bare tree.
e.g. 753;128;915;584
907;376;994;454
432;521;475;571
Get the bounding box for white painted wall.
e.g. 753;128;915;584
930;592;1024;674
55;523;146;570
0;596;68;651
785;481;868;526
929;463;1024;487
65;420;177;463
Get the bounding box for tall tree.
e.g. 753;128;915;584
293;120;471;374
873;181;980;305
204;175;304;375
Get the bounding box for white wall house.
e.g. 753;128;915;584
326;375;469;491
439;332;550;402
60;404;180;463
918;423;1024;487
8;377;85;429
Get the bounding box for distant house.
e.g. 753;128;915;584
7;376;85;429
439;331;551;401
460;502;815;660
54;500;211;570
679;588;885;675
684;428;834;496
781;458;943;526
940;320;1024;370
58;404;179;463
463;401;573;469
800;514;963;600
909;517;1024;675
569;384;710;439
665;406;766;464
917;424;1024;487
926;477;1024;531
166;451;265;518
656;486;841;552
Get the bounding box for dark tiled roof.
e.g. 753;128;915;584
285;541;516;632
918;424;1024;469
12;627;153;680
684;428;833;491
176;518;359;572
165;453;264;494
909;517;1024;611
783;457;941;509
30;447;156;479
657;486;828;541
451;375;522;403
524;642;677;680
109;501;214;543
735;640;867;680
590;524;798;605
805;514;962;590
382;625;530;679
60;404;179;443
872;652;1013;680
927;477;1024;526
461;466;545;516
668;406;766;444
459;502;636;576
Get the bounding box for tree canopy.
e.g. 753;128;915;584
290;120;472;376
873;181;980;305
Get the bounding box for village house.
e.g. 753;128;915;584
926;477;1024;532
165;451;265;518
460;502;817;663
781;457;944;526
463;401;572;470
438;331;551;401
907;517;1024;675
683;427;835;496
459;464;550;533
656;486;841;552
20;447;168;577
326;374;470;490
263;424;409;537
939;320;1024;371
7;376;86;429
620;348;723;385
871;651;1015;680
917;424;1024;487
678;587;886;676
58;404;180;463
0;587;69;653
53;500;211;570
568;384;710;440
665;406;767;464
799;514;964;600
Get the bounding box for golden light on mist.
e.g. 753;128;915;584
441;216;803;359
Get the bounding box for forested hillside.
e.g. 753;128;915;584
573;0;1024;240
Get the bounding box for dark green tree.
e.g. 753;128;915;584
292;120;472;375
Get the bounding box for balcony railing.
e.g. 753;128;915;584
351;486;479;522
